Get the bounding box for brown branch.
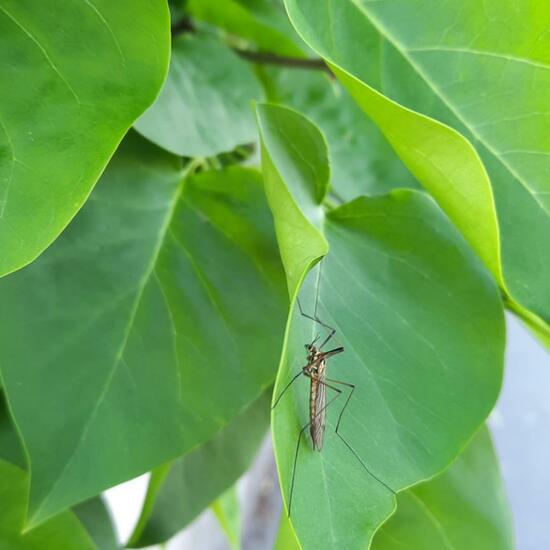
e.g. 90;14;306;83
171;17;195;36
170;17;331;76
235;49;332;75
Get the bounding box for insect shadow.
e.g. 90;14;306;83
272;263;395;516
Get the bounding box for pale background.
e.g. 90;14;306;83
104;314;550;550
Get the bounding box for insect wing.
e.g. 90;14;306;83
309;363;326;450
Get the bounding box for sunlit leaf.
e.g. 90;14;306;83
284;0;550;339
261;67;418;199
0;0;169;277
212;487;241;550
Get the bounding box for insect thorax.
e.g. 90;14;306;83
303;357;326;378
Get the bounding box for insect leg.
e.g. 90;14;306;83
287;422;309;518
272;371;303;410
321;379;396;495
297;297;336;350
325;377;355;432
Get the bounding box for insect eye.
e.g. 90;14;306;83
304;344;310;351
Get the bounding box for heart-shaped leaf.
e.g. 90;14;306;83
0;133;287;526
0;0;169;277
284;0;550;341
258;103;504;549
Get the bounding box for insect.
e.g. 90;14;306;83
272;263;395;516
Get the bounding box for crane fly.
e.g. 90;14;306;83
272;263;395;516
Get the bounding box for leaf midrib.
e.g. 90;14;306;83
29;175;185;523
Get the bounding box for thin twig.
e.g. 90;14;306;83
235;49;332;75
171;17;195;36
170;17;332;75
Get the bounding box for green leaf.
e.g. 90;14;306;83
73;499;118;550
0;133;287;527
260;67;419;200
0;0;170;277
134;33;264;157
0;393;25;469
275;426;513;550
187;0;305;56
258;104;504;549
284;0;550;337
256;103;329;298
372;426;514;550
129;391;270;547
212;487;241;550
0;460;101;550
0;403;116;549
274;513;299;550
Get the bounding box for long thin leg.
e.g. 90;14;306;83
271;352;343;412
322;378;396;495
272;371;302;410
297;298;336;351
287;386;342;516
325;377;355;432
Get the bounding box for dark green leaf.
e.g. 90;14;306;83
258;104;504;549
0;133;287;526
129;391;270;547
0;0;170;277
134;33;264;157
73;499;118;550
0;393;25;468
